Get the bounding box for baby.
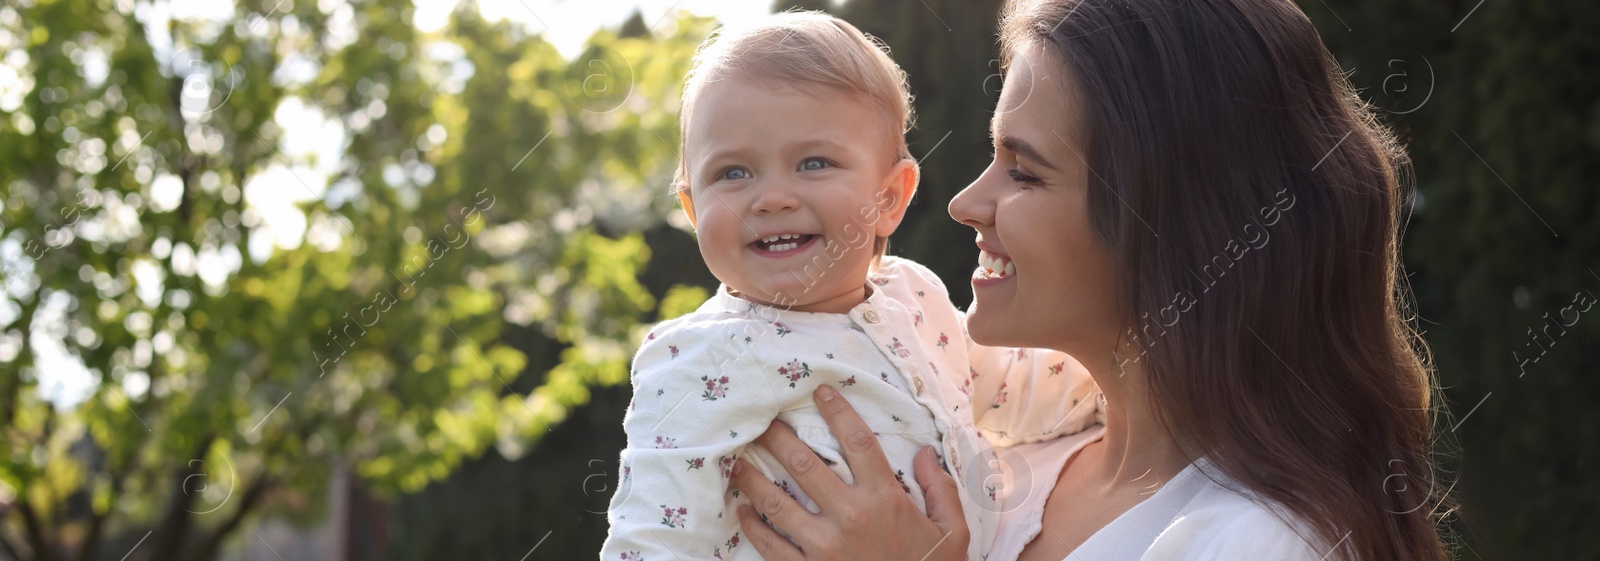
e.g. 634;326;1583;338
601;12;1101;561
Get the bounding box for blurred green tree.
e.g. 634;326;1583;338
0;1;704;560
1305;2;1600;558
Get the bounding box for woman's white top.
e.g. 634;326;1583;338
989;426;1332;561
601;257;1103;561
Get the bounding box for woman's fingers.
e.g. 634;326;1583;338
914;446;971;546
735;504;805;561
811;385;898;489
730;458;818;546
753;419;850;512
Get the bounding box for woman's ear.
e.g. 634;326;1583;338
677;190;698;230
873;158;920;237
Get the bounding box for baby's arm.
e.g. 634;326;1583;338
967;342;1103;447
601;323;779;561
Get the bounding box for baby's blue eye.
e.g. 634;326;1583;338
799;158;830;171
721;167;751;181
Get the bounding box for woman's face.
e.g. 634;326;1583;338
948;42;1122;357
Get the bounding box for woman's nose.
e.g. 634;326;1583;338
949;172;993;228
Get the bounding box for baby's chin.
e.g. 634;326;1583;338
727;272;867;312
713;251;876;312
727;276;819;310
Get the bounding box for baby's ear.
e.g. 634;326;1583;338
677;189;698;230
874;158;920;237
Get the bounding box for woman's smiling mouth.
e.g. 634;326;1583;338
975;247;1015;280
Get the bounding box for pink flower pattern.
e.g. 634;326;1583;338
660;505;688;528
620;552;642;561
654;436;677;449
937;333;949;349
701;375;729;401
686;457;705;470
1048;362;1064;376
887;338;911;358
776;359;812;388
991;381;1009;409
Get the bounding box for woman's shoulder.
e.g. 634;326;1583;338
1145;467;1331;560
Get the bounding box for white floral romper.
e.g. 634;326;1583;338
601;256;1102;561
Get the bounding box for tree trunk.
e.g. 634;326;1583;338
140;437;214;561
179;476;274;561
15;500;53;561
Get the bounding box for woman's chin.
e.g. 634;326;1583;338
964;310;1015;347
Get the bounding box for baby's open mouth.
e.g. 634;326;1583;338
752;234;818;253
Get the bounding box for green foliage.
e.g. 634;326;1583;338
1307;2;1600;558
0;1;707;559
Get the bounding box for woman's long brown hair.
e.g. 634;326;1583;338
1000;0;1451;558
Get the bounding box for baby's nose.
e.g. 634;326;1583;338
751;185;801;214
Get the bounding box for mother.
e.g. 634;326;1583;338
728;0;1451;559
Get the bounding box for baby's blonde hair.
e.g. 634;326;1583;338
673;11;916;260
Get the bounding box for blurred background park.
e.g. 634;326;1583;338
0;0;1594;559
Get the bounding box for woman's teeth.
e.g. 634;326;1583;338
978;249;1015;279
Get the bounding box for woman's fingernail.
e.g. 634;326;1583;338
817;385;837;402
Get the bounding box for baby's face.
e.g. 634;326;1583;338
683;78;910;313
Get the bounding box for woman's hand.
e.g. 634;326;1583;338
730;385;971;561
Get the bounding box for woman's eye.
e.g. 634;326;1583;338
799;158;831;171
720;167;751;181
1007;168;1041;186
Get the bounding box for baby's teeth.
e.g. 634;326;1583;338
762;234;806;244
1004;261;1015;277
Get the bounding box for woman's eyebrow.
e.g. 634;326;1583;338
999;135;1061;172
